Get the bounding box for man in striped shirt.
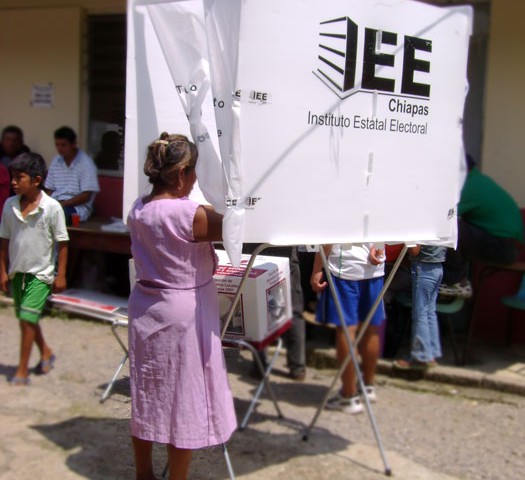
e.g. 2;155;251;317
45;126;99;225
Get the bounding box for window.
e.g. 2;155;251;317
87;15;126;176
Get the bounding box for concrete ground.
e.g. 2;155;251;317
1;303;524;479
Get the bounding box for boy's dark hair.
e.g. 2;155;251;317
54;126;77;143
1;125;24;140
10;153;48;189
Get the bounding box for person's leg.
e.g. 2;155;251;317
337;325;358;397
16;274;54;372
34;325;53;359
15;320;36;378
277;247;306;378
132;436;156;480
32;323;56;374
283;311;306;379
358;324;381;386
427;264;444;362
410;262;434;363
355;277;385;389
34;324;53;360
166;444;192;480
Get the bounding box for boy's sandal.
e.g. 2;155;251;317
8;376;31;386
34;354;56;375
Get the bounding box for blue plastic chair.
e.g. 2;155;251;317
501;274;525;346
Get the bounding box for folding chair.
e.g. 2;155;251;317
48;289;130;402
100;316;129;403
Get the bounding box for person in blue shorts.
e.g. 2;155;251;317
311;243;385;414
0;153;68;385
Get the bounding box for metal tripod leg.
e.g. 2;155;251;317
100;319;129;403
161;443;235;480
222;443;236;479
220;243;272;339
227;337;284;431
302;245;407;477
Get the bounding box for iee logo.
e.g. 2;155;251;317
317;17;432;99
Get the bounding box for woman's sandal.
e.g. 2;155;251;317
8;376;30;386
34;354;56;375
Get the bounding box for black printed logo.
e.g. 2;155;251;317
315;17;432;100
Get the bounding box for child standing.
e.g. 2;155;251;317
311;243;385;414
0;153;68;385
394;245;446;369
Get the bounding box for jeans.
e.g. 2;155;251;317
410;261;443;362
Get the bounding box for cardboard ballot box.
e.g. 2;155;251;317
214;250;292;346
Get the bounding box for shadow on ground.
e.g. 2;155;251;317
32;408;355;480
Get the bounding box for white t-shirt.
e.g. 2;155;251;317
0;192;69;284
327;243;385;281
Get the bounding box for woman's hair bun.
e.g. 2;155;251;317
143;133;198;185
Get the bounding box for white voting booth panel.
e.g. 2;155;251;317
214;250;292;346
125;0;472;265
233;1;471;248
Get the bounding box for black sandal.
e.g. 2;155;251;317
34;354;56;375
8;376;30;386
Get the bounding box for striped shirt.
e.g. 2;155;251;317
45;149;100;221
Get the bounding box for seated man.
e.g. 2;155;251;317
45;126;99;225
440;154;524;297
0;125;30;169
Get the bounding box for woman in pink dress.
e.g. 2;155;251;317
127;133;237;480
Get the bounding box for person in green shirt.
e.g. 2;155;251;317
440;154;524;297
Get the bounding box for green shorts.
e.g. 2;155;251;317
11;273;52;324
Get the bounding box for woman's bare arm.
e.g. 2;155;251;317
193;205;223;242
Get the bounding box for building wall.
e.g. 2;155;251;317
0;1;124;14
482;0;525;206
0;7;83;162
0;2;125;161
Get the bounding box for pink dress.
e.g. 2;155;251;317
127;197;237;449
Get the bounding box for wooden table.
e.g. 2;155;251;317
67;217;131;256
66;217;131;287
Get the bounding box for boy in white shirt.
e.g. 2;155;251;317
0;153;68;385
311;243;385;414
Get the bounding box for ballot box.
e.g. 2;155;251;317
214;250;292;346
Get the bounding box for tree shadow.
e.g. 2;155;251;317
31;417;134;479
32;412;364;480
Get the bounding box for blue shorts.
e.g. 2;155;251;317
316;275;385;327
